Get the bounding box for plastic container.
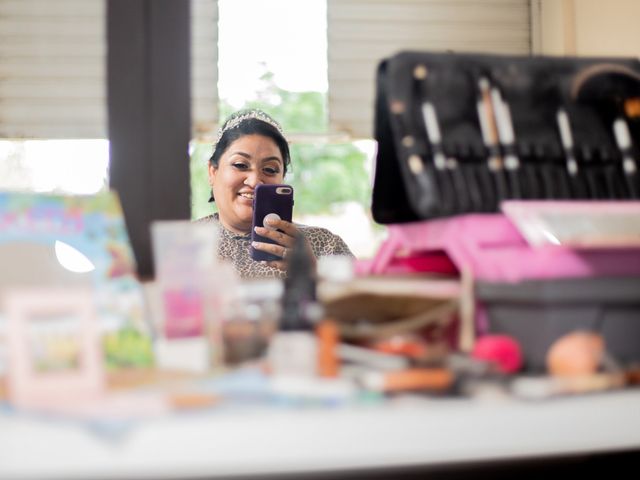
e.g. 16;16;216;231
357;213;640;283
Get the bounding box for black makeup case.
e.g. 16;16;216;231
371;51;640;224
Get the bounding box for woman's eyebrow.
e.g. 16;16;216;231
260;156;283;164
229;151;251;159
229;151;282;163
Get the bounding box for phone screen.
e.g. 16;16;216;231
250;184;294;262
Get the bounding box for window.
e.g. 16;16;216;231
0;139;108;194
191;0;384;258
0;0;108;194
0;0;217;197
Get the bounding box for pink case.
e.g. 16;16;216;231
356;212;640;283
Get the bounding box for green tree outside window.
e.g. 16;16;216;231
190;72;372;221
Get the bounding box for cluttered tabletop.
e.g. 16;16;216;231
2;259;640;480
1;196;640;480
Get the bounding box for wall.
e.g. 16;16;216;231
536;0;640;57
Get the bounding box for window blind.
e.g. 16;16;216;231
191;0;219;140
0;0;106;138
0;0;218;140
327;0;533;139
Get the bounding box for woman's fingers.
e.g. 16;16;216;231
253;220;297;248
253;218;316;272
251;240;289;259
251;240;288;271
253;227;294;249
264;217;298;236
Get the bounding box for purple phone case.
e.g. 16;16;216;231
250;184;294;262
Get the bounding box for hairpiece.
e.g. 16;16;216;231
213;109;285;148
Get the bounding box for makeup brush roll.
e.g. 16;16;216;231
372;51;640;224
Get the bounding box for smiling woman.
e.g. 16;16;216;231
196;109;354;279
207;109;291;234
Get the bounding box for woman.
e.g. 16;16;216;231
198;109;354;279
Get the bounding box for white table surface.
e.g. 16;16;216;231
1;388;640;480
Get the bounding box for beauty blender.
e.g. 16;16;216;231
546;331;604;377
471;334;523;374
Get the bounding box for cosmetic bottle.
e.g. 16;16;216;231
221;278;282;366
150;220;222;373
267;234;322;377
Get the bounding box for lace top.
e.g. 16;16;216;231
195;213;354;279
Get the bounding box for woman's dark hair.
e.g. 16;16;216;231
209;110;291;173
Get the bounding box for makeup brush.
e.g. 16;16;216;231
421;100;461;214
612;117;639;198
389;98;441;217
477;77;508;208
557;109;587;198
490;86;522;199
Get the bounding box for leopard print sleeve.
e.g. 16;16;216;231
298;225;355;258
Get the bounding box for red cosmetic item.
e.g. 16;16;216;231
471;334;523;374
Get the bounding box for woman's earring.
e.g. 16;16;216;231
208;189;215;203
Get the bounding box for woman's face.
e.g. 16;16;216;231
209;134;285;234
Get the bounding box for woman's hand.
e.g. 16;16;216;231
252;217;316;272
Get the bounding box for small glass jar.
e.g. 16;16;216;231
221;278;283;366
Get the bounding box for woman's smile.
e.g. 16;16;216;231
237;191;255;201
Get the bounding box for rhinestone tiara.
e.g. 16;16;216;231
213;109;286;148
